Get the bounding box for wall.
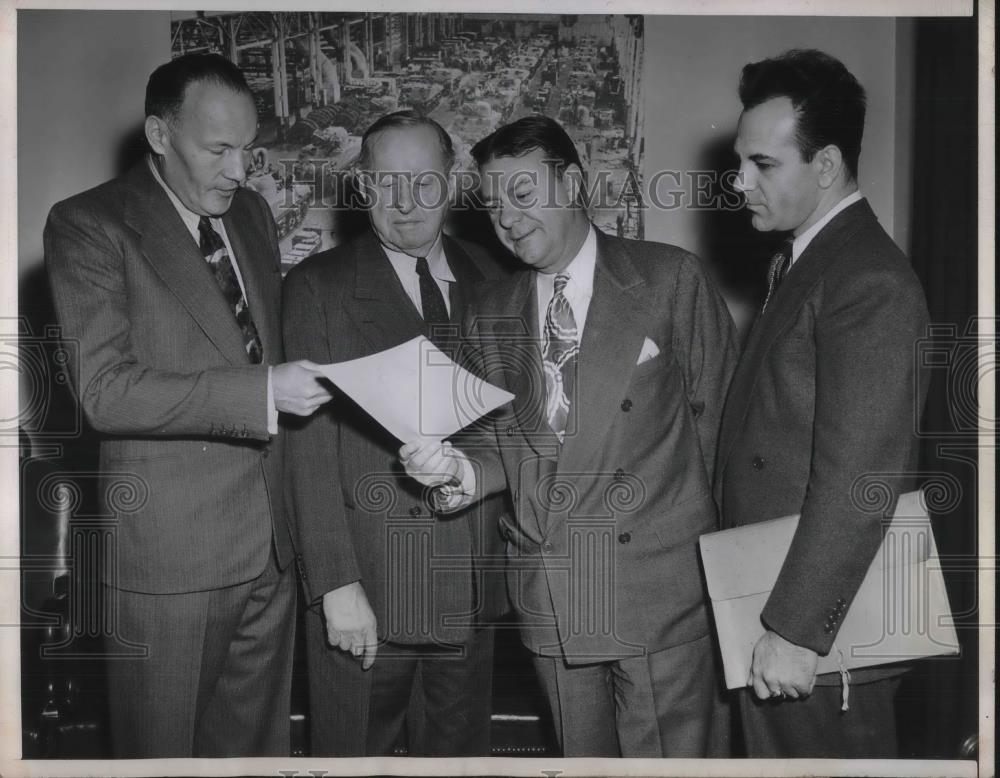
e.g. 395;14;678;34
17;10;170;281
641;16;914;306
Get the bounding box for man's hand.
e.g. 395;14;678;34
749;629;818;700
321;581;377;670
398;439;461;487
273;360;333;416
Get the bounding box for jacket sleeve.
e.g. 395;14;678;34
43;199;270;439
670;252;739;484
281;266;362;603
761;265;930;654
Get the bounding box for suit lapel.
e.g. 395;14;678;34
717;199;877;479
349;230;428;354
123;162;247;364
443;235;479;325
557;232;648;475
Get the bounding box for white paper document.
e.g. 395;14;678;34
316;336;515;442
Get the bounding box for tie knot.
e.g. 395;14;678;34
198;216;224;254
415;256;431;277
553;273;570;295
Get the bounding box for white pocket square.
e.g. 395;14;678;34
637;337;661;365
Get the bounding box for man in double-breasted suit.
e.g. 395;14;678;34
282;112;510;756
402;115;737;757
44;54;332;757
715;49;931;757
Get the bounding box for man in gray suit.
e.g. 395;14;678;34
401;115;736;757
44;53;332;757
282;111;510;756
715;49;931;757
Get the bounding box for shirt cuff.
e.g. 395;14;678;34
267;366;278;435
434;448;477;512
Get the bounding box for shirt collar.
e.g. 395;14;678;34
791;190;864;264
379;233;455;283
147;154;207;241
538;223;598;297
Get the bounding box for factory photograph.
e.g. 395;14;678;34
167;12;646;274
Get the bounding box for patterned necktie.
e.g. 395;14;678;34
542;273;579;438
198;216;263;364
761;240;793;313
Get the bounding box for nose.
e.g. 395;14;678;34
496;200;520;230
392;180;415;213
225;149;247;184
733;162;754;193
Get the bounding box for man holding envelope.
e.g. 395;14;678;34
401;116;737;757
283;111;509;756
715;50;931;757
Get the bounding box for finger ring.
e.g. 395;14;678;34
771;690;784;698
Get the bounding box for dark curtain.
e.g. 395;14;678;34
898;13;981;760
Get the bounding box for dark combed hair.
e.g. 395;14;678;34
356;110;455;172
471;114;585;182
739;49;867;181
145;52;253;122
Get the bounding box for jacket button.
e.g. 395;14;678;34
752;456;765;470
409;506;421;517
506;424;515;436
613;468;626;481
617;532;631;544
824;624;834;634
541;542;554;554
620;398;633;412
837;597;847;607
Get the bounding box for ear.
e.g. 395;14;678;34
144;115;169;156
814;144;845;189
560;163;585;207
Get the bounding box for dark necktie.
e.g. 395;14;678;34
761;240;793;313
542;273;579;438
198;216;263;364
415;256;450;335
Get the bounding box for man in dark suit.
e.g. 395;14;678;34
43;54;333;757
282;111;509;756
715;49;931;757
401;115;736;757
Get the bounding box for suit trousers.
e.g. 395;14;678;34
304;607;495;756
532;633;730;757
106;551;296;757
738;676;901;758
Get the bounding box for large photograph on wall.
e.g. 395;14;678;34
170;11;646;274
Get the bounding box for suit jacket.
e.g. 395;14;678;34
282;229;510;646
715;198;931;681
44;160;293;593
460;230;738;663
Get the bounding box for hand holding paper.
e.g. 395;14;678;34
315;336;514;442
399;439;461;488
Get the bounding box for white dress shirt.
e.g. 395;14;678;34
148;156;277;434
790;190;864;268
380;234;454;318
